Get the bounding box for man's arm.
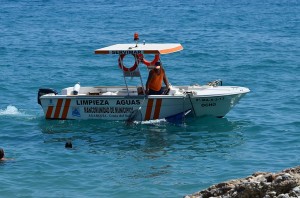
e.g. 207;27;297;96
163;70;170;89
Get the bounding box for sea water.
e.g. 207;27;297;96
0;0;299;197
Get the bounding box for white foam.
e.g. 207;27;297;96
139;119;167;125
0;105;22;116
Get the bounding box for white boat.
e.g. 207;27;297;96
38;34;250;122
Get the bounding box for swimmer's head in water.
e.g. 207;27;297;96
65;141;72;148
0;148;4;159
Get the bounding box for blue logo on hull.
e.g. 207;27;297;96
72;108;81;117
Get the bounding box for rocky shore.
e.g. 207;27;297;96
185;166;300;198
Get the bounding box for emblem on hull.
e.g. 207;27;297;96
72;107;81;117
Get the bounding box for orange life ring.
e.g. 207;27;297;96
118;54;139;72
141;54;160;66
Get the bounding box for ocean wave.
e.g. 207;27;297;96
0;105;23;116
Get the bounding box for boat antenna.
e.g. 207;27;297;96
134;32;139;47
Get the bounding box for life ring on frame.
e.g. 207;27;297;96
141;54;160;66
118;54;139;72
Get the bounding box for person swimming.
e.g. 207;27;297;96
0;148;5;160
65;141;73;149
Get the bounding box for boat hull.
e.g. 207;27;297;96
39;87;249;121
40;95;189;121
190;93;247;118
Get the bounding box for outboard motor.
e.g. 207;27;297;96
37;88;58;105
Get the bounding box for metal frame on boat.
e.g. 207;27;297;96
38;34;250;121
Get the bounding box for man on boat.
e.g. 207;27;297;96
145;61;170;95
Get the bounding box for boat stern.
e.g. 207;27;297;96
37;88;58;105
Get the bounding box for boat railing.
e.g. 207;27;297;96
61;85;207;97
61;86;141;96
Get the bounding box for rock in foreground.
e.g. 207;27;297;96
185;166;300;198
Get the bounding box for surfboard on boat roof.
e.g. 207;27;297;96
94;43;183;55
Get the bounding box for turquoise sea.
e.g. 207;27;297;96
0;0;299;197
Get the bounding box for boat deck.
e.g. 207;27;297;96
57;85;250;97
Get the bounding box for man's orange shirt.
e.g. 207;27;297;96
149;69;165;91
